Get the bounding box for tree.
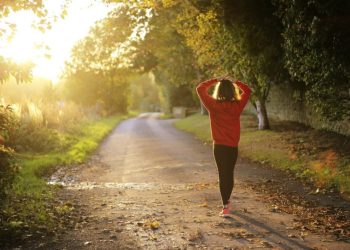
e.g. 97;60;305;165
0;57;35;84
127;2;201;112
167;0;286;129
0;0;68;83
0;0;46;17
273;0;350;121
107;0;288;126
128;73;162;112
63;6;136;114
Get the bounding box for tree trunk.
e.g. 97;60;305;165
200;102;208;115
255;99;270;130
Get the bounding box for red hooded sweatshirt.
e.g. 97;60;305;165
196;78;251;147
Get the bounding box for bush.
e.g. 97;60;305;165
0;105;18;201
0;105;16;139
0;146;18;201
9;125;70;153
2;102;79;153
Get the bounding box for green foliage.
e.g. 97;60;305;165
63;6;135;114
0;0;46;18
106;1;282;125
128;74;162;111
0;0;68;84
174;113;211;143
124;0;349;127
273;0;350;121
0;57;35;84
0;77;53;102
17;115;126;179
178;0;282;82
66;0;350;124
0;103;74;154
64;71;100;107
9;125;70;153
66;6;135;73
169;84;197;107
0;105;18;201
0;105;15;138
0;0;69;35
128;2;201;110
0;145;18;201
64;69;130;114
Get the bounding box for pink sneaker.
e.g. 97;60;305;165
220;201;231;217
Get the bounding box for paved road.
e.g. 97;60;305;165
97;112;215;184
41;113;350;250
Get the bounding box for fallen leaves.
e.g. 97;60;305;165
244;181;350;241
288;233;297;238
188;229;204;242
55;202;74;214
143;219;161;230
224;229;255;240
269;205;282;213
150;221;160;230
84;241;92;246
261;241;274;248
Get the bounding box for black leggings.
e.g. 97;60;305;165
213;144;238;206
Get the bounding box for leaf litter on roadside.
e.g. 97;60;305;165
243;181;350;242
188;229;204;242
143;219;161;230
223;229;255;240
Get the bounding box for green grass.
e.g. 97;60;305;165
2;115;127;234
174;113;211;143
15;115;125;194
174;113;350;194
158;112;173;119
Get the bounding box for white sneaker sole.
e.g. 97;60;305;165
220;213;231;218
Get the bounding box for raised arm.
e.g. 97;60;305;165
235;80;252;112
196;78;218;111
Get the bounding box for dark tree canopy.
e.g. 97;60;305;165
274;0;350;120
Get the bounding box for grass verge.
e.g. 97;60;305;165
0;115;127;243
174;113;350;196
159;113;172;119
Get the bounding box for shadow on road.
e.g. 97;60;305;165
228;211;312;250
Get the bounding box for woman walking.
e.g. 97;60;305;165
196;76;251;217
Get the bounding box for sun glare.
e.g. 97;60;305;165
0;11;41;63
0;0;112;83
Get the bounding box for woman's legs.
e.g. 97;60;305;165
213;144;238;206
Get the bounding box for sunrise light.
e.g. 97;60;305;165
0;0;112;83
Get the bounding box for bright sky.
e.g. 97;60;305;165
0;0;112;83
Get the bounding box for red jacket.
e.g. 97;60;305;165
196;78;252;147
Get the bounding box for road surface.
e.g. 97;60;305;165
36;113;350;249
